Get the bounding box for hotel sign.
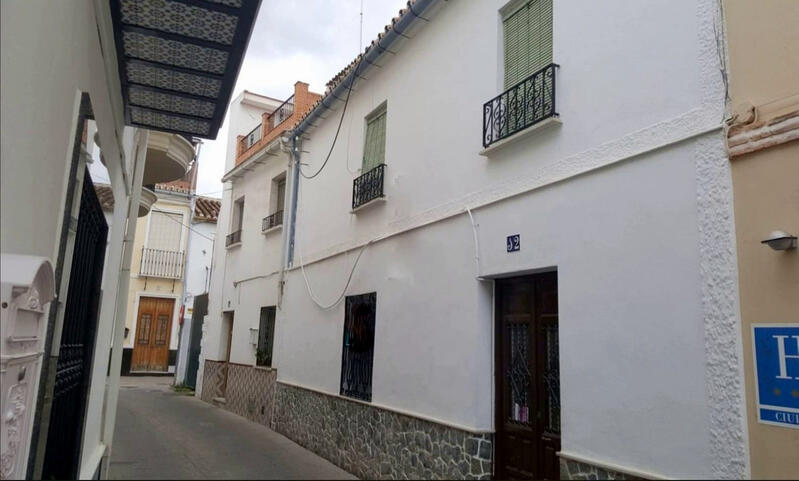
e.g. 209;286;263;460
752;324;799;429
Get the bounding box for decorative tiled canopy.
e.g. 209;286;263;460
110;0;261;139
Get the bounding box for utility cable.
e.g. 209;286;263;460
299;55;365;179
295;178;371;309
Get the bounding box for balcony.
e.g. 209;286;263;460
482;63;559;149
262;210;283;233
267;95;295;130
138;185;158;217
143;132;195;185
139;248;185;279
352;164;386;211
226;229;242;247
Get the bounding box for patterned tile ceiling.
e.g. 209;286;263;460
111;0;261;139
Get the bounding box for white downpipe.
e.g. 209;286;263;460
465;207;484;280
100;129;148;476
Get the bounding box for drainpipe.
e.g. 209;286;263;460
100;129;148;475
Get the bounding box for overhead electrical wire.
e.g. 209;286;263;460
299;55;365;179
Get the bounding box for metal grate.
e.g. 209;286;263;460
242;123;261;151
543;321;560;434
226;229;242;246
340;293;376;401
507;323;531;425
352;164;385;210
483;63;558;148
262;210;283;231
267;94;295;129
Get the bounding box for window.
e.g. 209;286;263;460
362;105;387;173
227;197;244;246
340;293;376;401
276;178;286;212
147;211;182;251
503;0;553;88
263;175;286;231
257;306;276;367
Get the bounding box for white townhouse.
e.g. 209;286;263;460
200;0;750;479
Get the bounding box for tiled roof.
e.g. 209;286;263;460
289;0;426;132
95;183;115;211
195;196;220;223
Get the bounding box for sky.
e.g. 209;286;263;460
193;0;409;198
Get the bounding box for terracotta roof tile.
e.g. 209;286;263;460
94;183;115;211
194;196;220;223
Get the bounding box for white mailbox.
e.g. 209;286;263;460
1;254;55;481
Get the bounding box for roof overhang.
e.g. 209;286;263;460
109;0;261;139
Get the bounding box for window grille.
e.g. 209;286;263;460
340;293;377;401
257;306;276;367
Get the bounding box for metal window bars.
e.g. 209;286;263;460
483;63;558;148
352;164;386;210
225;229;242;247
262;210;284;232
267;94;295;130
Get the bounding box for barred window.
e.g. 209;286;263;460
257;306;276;367
340;293;376;401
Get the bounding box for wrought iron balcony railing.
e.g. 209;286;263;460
226;229;242;247
139;248;185;279
267;95;295;130
262;210;283;232
242;124;261;151
483;63;558;148
352;164;386;210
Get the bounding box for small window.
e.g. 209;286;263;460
227;197;244;246
362;105;387;173
257;306;276;367
147;211;183;251
340;293;376;401
503;0;553;88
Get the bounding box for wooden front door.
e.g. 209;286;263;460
131;297;174;372
495;272;560;479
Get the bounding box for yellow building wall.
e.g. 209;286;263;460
731;143;799;479
123;198;190;357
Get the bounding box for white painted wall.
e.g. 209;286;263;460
201;0;746;478
175;219;216;384
1;1;138;478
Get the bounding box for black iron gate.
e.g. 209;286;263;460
184;293;207;389
41;169;108;479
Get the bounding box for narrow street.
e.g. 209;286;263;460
109;378;355;480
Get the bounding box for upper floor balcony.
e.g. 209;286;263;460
139;247;185;279
236;82;322;166
482;63;559;150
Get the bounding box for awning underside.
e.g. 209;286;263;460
110;0;260;139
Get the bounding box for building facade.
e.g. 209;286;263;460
724;0;799;477
198;0;764;479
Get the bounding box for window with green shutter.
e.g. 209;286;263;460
503;0;553;89
362;106;387;172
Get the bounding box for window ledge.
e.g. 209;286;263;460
226;242;242;250
254;365;275;372
479;116;561;157
262;224;283;236
350;196;387;214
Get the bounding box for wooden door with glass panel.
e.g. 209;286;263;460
495;272;560;479
131;297;174;372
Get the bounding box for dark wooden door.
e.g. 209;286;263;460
495;272;560;479
131;297;174;371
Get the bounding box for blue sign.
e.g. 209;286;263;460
752;324;799;429
507;235;520;252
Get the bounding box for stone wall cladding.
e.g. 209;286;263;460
199;359;223;403
559;458;637;480
223;364;277;427
272;382;493;480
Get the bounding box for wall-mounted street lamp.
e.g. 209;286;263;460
761;231;797;251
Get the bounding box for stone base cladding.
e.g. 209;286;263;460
560;458;638;480
199;360;277;428
272;382;493;480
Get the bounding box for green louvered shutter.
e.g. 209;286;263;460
503;0;553;89
362;109;386;172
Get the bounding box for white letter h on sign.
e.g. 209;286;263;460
773;335;799;380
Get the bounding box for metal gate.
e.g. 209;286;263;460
41;169;108;479
184;293;207;389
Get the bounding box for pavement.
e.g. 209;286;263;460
109;377;355;480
